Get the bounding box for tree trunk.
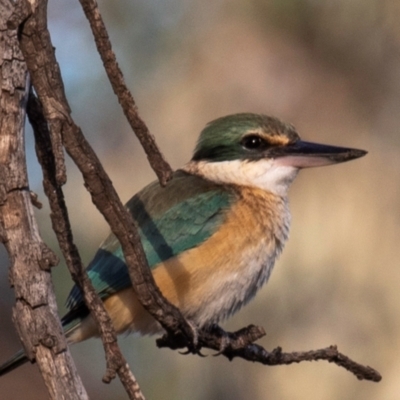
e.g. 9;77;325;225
0;1;88;398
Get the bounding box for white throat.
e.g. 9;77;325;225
183;159;299;196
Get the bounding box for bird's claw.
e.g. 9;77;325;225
183;319;203;354
179;348;207;357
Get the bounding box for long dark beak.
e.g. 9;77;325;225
272;140;367;168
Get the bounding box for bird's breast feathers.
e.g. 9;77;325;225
65;170;291;340
153;185;290;328
102;184;291;336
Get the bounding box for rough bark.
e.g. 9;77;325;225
0;1;88;398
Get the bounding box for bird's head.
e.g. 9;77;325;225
186;113;367;196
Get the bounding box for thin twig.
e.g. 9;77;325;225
27;91;145;399
78;0;173;186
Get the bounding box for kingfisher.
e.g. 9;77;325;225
0;113;366;375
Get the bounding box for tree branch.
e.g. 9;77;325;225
157;324;382;382
78;0;173;186
0;2;88;398
27;91;145;399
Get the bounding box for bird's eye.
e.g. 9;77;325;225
241;135;267;150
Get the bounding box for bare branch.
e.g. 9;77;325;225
78;0;173;186
0;2;88;397
27;91;145;399
157;325;382;383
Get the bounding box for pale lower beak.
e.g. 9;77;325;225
271;140;367;168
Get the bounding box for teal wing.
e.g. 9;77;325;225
63;170;236;323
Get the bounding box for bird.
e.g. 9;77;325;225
0;113;367;376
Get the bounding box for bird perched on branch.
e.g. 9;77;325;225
0;113;366;375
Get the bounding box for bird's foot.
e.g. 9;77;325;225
156;319;205;355
179;319;207;356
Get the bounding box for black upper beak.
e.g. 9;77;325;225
271;140;367;168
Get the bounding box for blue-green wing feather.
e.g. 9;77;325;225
64;170;236;322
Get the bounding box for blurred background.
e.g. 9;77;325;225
1;0;399;399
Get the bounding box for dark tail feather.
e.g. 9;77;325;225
0;349;29;377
